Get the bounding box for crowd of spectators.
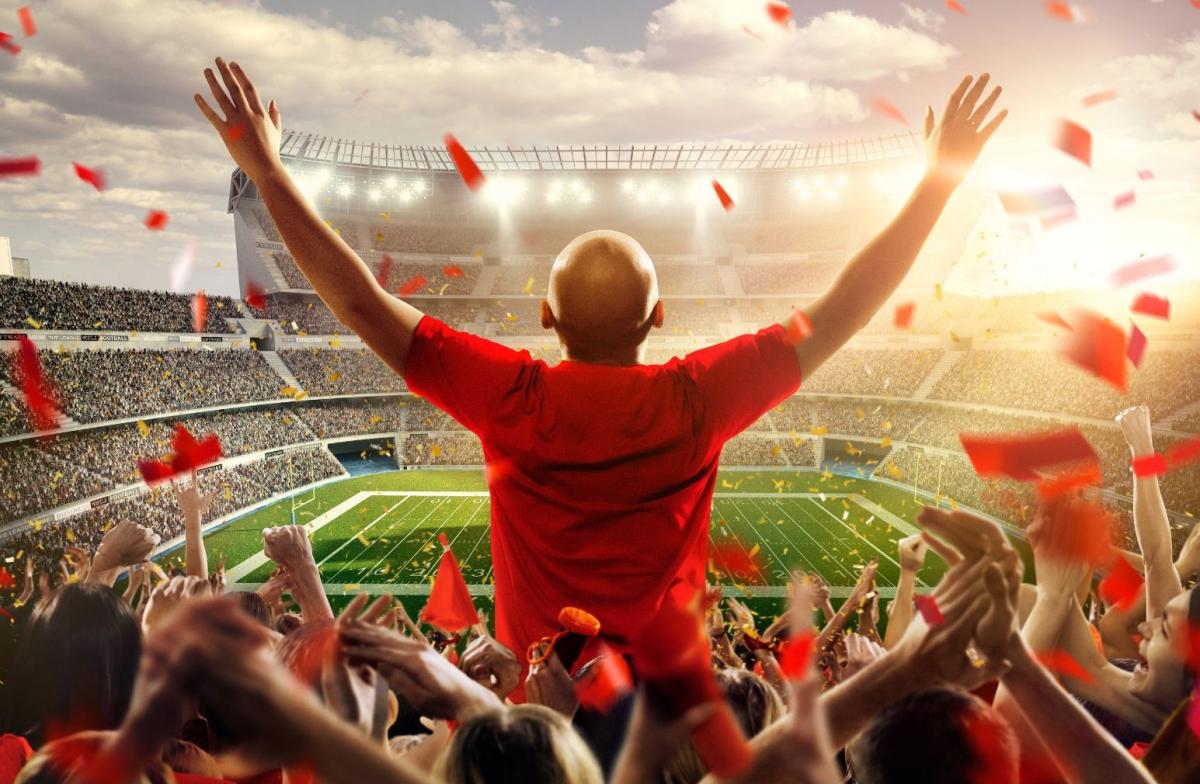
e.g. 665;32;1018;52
297;398;409;439
403;432;484;466
271;251;308;289
260;298;351;334
0;277;238;334
5;349;281;424
279;349;407;396
802;349;944;397
369;224;491;255
719;435;817;467
734;259;844;295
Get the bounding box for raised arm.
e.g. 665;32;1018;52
785;74;1006;378
195;58;423;374
176;481;215;580
1117;405;1184;618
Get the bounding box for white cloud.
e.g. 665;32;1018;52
481;1;560;49
900;3;945;34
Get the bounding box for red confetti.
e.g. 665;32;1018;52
1113;191;1135;210
420;542;479;633
893;301;915;329
0;605;12;620
945;0;967;13
1081;89;1117;108
1127;322;1147;368
871;97;909;127
1036;650;1095;683
1130;292;1169;320
399;275;427;297
377;254;393;288
191;292;207;333
1045;1;1085;22
1057;309;1126;392
72;162;105;191
914;594;945;626
710;540;766;585
1036;311;1072;330
1040;208;1077;230
438;532;449;547
1167;436;1200;469
138;425;223;484
18;7;35;37
444;133;486;192
740;24;765;41
0;32;20;55
1110;254;1176;288
1132;453;1167;478
576;642;633;713
0;567;15;590
0;156;39;178
766;1;792;26
711;180;734;212
777;629;815;678
1054;120;1092;168
244;281;267;310
960;427;1097;482
1137;170;1154;180
1036;463;1102;499
14;336;60;433
143;210;168;231
784;311;812;345
1193;110;1200;123
1036;493;1116;568
443;265;464;278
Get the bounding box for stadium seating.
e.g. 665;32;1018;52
278;349;406;395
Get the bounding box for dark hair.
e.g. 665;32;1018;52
848;687;1018;784
232;591;271;628
2;583;141;747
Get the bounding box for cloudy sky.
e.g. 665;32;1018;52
0;0;1197;296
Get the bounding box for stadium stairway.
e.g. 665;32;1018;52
473;266;499;296
0;378;77;428
260;350;303;392
911;351;965;400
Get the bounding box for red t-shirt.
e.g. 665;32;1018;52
404;317;802;662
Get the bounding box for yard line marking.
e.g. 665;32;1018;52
804;498;903;578
359;495;474;583
785;497;886;586
317;497;411;570
752;497;855;584
714;496;818;581
416;497;488;583
325;497;436;582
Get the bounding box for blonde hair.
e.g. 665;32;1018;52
436;704;603;784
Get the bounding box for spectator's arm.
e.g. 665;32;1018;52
262;526;334;622
785;75;1005;378
176;482;215;580
195;58;423;375
1117;406;1184;618
884;534;927;649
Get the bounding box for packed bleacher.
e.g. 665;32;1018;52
279;348;407;395
802;349;943;398
0;277;238;334
296;397;408;439
735;259;844;294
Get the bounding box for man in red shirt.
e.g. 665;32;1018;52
197;59;1005;663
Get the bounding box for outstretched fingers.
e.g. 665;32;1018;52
214;57;246;111
943;74;973;123
957;73;990;123
969;86;1002;128
229;61;266;115
203;67;235;118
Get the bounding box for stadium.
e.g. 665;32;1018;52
3;127;1197;624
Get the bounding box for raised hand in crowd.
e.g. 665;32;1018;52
88;518;160;587
142;574;212;635
262;524;333;621
884;533;927;649
176;479;216;579
525;651;579;718
459;628;522;701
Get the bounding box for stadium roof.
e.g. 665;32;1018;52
278;129;923;172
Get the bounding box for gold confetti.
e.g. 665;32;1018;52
136;420;150;437
523;277;535;295
24;316;41;329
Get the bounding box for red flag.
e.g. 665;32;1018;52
444;134;486;192
766;1;792;26
1036;311;1072;330
1130;293;1169;320
575;642;633;713
72;162;105;191
143;210;168;230
399;275;427;297
138;424;223;484
1036;463;1102;499
420;542;479;633
960;428;1097;482
1057;310;1126;392
17;7;35;37
893;301;915;329
0;157;39;177
914;594;945;626
1081;89;1116;108
1110;254;1176;288
244;281;267;310
191;292;208;333
1099;557;1144;611
778;629;815;678
1036;649;1095;683
1054;120;1092;167
945;0;967;13
871;97;909;127
711;180;734;212
377;254;393;288
1127;322;1148;368
1113;191;1135;210
0;32;19;55
443;265;464;278
14;336;59;432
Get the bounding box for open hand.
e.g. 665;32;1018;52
195;58;283;183
924;74;1007;188
176;482;217;524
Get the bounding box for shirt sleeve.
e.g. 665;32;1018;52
403;316;535;435
680;324;802;442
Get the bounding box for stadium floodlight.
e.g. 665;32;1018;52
412;180;427;193
337;182;352;197
384;176;397;190
579;190;593;204
484;176;527;207
368;188;381;202
836;174;848;187
622;179;636;194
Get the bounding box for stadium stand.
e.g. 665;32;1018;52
278;348;407;395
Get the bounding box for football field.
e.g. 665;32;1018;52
189;468;1029;618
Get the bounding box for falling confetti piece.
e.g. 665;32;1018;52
13;336;59;432
712;179;734;211
766;1;792;26
1045;1;1087;22
523;276;535;295
1036;311;1072;330
444;133;486;191
1130;292;1169;320
1036;650;1095;683
1057;309;1126;391
17;7;35;36
144;210;168;230
0;32;19;55
740;24;765;41
377;253;393;288
1081;89;1116;108
1053;120;1092;167
0;156;39;177
893;301;915;329
191;291;207;333
945;0;966;13
72;162;105;191
1113;191;1135;210
136;420;150;437
1132;453;1167;478
871;97;908;126
1110;254;1176;288
914;595;944;626
1126;321;1149;367
138;425;222;484
399;275;427;297
960;427;1097;482
443;265;464;278
1137;169;1154;180
244;281;267;310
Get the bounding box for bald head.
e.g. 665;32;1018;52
542;230;663;364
